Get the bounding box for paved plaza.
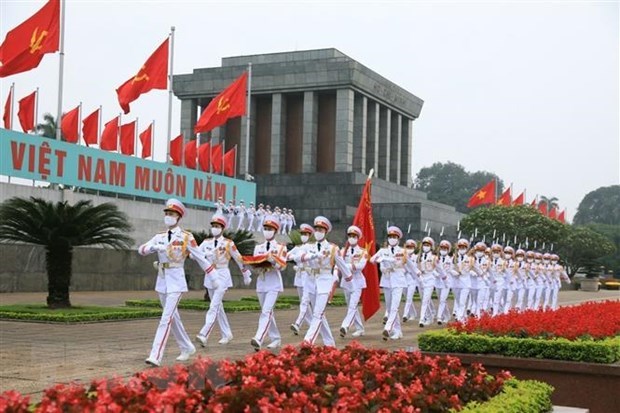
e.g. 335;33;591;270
0;288;618;399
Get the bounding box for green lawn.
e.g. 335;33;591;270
125;299;292;312
0;304;162;323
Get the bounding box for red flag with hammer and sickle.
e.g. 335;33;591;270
194;72;247;134
0;0;60;78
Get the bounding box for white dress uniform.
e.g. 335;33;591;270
452;250;473;322
288;235;314;332
533;258;545;309
236;203;246;231
255;206;265;231
488;255;506;316
226;202;235;229
525;257;538;310
434;253;454;324
471;254;489;317
550;259;570;310
417;250;437;326
246;203;256;231
402;245;420;322
338;237;368;336
503;258;518;313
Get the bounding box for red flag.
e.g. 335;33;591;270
170;134;183;166
184;140;197;169
223;146;236;177
100;117;119;151
538;201;548;216
530;196;538;207
139;123;153;158
17;91;36;132
354;178;380;321
549;206;557;220
116;38;169;114
120;121;136;155
496;187;511;206
558;209;566;224
210;143;223;173
61;106;79;143
198;142;211;172
0;0;60;77
194;72;247;134
467;179;496;208
513;191;525;206
82;108;99;146
3;88;12;129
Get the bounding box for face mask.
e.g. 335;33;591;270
211;227;222;237
422;245;431;253
517;256;524;262
535;259;541;264
551;260;557;265
348;237;358;246
263;229;275;240
505;254;512;260
492;253;500;259
440;250;448;256
300;235;309;243
527;258;534;263
543;259;549;264
475;251;484;258
314;231;325;241
388;238;398;247
458;248;467;255
164;215;177;227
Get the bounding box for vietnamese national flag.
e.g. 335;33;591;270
3;88;12;129
538;201;548;216
496;187;511;206
139;123;152;158
530;196;538;207
513;191;525;206
467;179;496;208
354;178;380;321
549;206;557;220
170;134;183;166
116;38;169;114
210;143;223;173
100;117;119;151
0;0;60;78
17;91;36;132
198;142;211;172
61;105;79;143
194;72;247;134
82;108;99;146
558;209;566;224
120;121;136;155
184;140;197;169
223;146;236;177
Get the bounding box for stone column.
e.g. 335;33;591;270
180;99;197;142
239;97;257;176
390;112;402;185
334;89;354;172
400;117;413;187
378;106;391;181
270;93;286;174
302;91;318;173
365;100;379;175
353;94;367;174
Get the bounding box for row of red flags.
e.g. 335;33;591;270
170;138;237;176
467;179;566;223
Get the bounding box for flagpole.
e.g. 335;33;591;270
55;0;66;141
77;102;82;145
118;112;122;153
166;26;175;164
34;87;39;134
9;82;15;130
244;62;252;180
97;105;102;146
221;138;225;175
151;119;155;160
209;137;212;174
234;144;238;177
135;117;139;157
196;133;201;171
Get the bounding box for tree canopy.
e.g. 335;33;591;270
573;185;620;226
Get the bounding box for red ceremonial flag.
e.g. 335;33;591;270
82;108;99;146
549;206;557;220
210;143;223;173
223;146;236;177
3;88;12;129
170;134;183;166
116;38;169;114
184;140;197;169
139;123;153;158
467;179;496;208
513;191;525;206
354;178;380;321
198;142;211;172
194;72;247;134
61;105;79;143
558;209;566;224
17;91;36;132
0;0;60;77
120;121;136;155
496;187;511;206
538;201;548;216
100;117;119;151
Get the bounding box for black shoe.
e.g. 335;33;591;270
419;323;424;328
339;327;347;338
250;338;261;351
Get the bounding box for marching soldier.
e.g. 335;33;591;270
246;202;256;232
525;251;538;310
215;197;225;215
288;223;315;335
236;200;247;231
139;199;210;367
226;201;235;229
255;203;265;231
452;239;472;322
417;236;437;327
542;253;553;311
250;216;288;350
435;240;453;324
402;239;420;323
502;246;517;313
196;214;252;347
533;252;545;309
513;248;528;312
488;244;506;316
550;254;571;310
471;242;489;317
338;225;369;338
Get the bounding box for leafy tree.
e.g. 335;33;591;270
35;113;63;140
414;162;503;213
460;205;569;247
556;226;616;277
587;223;620;276
573;185;620;226
0;197;133;308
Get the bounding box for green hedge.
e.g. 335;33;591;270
458;379;553;413
240;295;347;306
0;305;161;323
419;329;620;364
125;299;292;312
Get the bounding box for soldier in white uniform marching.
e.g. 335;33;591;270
533;252;545;309
502;246;518;313
289;209;297;234
250;216;288;350
417;236;437;327
246;202;256;232
236;200;246;231
541;253;553;311
488;244;506;316
550;254;571;310
471;242;490;317
195;214;252;347
402;239;420;323
254;203;265;232
288;223;315;335
525;251;538;310
139;199;211;367
215;197;225;216
338;225;369;338
435;240;454;324
452;239;472;322
226;201;235;229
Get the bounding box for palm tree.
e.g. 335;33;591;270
0;197;133;308
35;113;63;140
539;195;559;211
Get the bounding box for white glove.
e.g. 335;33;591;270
243;272;252;286
267;254;276;264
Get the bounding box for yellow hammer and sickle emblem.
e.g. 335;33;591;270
30;27;48;54
216;97;231;114
132;65;150;83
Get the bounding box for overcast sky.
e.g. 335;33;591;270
1;0;618;220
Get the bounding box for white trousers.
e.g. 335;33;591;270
527;286;537;310
253;290;281;345
382;287;392;319
534;285;544;309
436;286;451;323
149;292;193;363
303;293;335;346
543;284;552;310
295;287;314;327
385;287;404;335
550;285;560;310
515;287;526;311
198;288;232;340
341;288;364;331
403;284;418;320
419;285;435;325
455;288;470;321
236;215;245;231
504;289;514;314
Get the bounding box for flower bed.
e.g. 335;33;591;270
0;343;550;413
